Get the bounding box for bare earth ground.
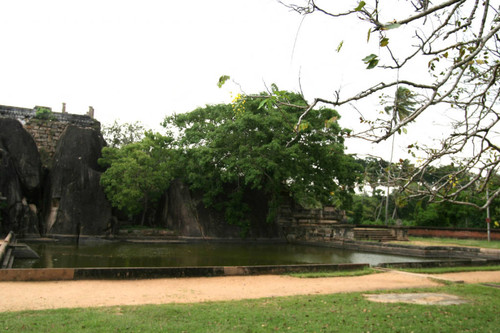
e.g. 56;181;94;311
1;270;500;312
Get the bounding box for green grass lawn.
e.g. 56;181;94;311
2;284;499;332
288;267;377;278
398;265;500;274
403;236;500;249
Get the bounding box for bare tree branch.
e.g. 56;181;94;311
271;0;500;210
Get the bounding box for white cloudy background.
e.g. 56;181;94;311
0;0;444;160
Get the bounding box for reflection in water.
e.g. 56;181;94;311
14;242;433;268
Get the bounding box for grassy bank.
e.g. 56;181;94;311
398;265;500;274
1;284;498;332
399;237;500;249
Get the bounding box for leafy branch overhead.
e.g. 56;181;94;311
217;75;231;88
272;0;500;210
362;54;379;69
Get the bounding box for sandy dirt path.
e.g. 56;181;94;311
1;271;500;312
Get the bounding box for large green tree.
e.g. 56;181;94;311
163;90;362;230
99;132;175;225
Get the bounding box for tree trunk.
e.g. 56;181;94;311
385;134;396;225
141;195;148;226
391;204;398;220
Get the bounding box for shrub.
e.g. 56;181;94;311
34;106;55;120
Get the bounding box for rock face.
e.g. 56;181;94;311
0;117;113;238
43;125;112;236
158;179;279;238
0;118;41;194
0;119;41;235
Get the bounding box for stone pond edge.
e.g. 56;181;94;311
1;238;500;281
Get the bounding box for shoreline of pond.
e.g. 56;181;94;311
19;234;500;261
2;235;499;282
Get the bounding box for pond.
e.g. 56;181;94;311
14;241;436;268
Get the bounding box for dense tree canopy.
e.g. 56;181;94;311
162;91;362;228
98;91;362;229
99;132;175;224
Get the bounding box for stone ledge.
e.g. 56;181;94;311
0;268;75;281
0;263;368;281
0;104;99;129
295;240;499;260
377;259;500;269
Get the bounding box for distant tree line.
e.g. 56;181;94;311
351;157;500;228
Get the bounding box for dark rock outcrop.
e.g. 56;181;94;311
0;149;25;233
0;118;41;235
158;180;210;237
0;118;41;195
43;125;113;236
158;179;279;238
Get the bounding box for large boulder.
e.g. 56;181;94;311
158;180;209;237
43;125;113;236
157;179;279;238
0;118;41;235
0;148;24;234
0;118;41;196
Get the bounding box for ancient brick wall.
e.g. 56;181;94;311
277;205;351;242
0;105;100;166
23;120;68;161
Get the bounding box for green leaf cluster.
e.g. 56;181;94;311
99;132;175;223
362;54;379;69
354;1;366;12
217;75;230;88
384;86;417;123
34;106;55;121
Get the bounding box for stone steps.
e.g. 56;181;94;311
353;228;397;242
278;218;340;224
117;229;179;240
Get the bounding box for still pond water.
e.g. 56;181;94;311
15;241;434;268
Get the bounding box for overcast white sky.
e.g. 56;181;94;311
0;0;446;161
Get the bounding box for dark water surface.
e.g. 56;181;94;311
14;241;434;268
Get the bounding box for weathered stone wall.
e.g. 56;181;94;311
277;204;351;242
278;206;408;242
0;105;100;165
23;121;67;162
0;105;98;128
